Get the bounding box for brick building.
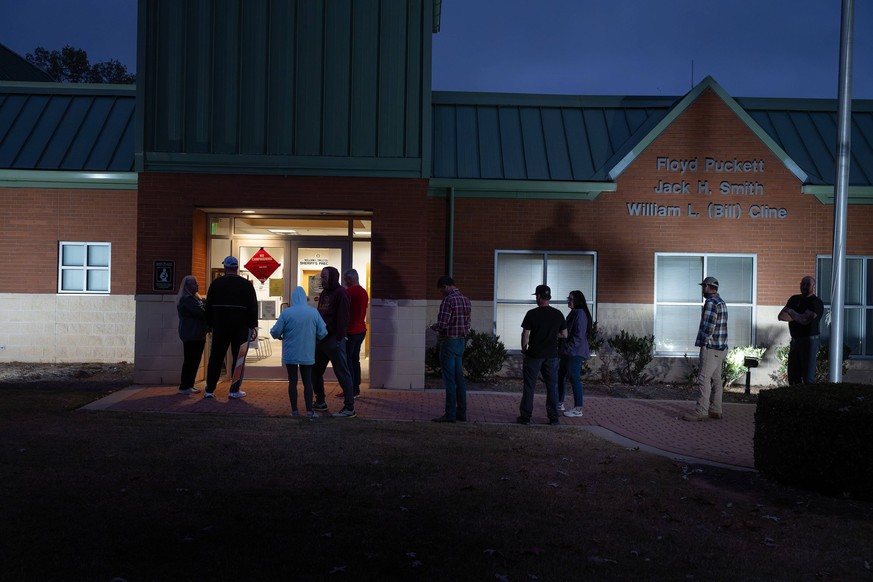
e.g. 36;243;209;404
2;1;872;386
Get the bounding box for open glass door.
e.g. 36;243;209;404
235;243;287;378
233;239;351;379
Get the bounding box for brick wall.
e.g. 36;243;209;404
0;188;137;294
136;174;429;298
427;90;873;307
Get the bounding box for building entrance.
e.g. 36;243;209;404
206;213;371;382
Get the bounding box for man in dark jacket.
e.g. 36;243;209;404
204;256;259;399
312;266;357;417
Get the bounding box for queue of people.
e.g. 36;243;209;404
177;264;822;425
175;259;367;419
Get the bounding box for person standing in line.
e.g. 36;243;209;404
517;285;567;426
271;286;327;417
558;290;592;418
176;275;207;395
311;266;357;418
683;276;728;421
204;256;259;399
430;275;472;423
341;269;369;399
778;276;825;385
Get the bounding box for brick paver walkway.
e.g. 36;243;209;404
86;381;756;470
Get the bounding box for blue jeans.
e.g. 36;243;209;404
788;335;821;385
520;357;559;421
439;337;467;419
312;336;355;409
557;355;584;407
345;331;366;393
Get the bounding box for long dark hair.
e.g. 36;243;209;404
569;290;593;336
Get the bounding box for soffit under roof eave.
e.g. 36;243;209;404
607;76;809;185
0;170;137;190
802;185;873;205
428;178;616;200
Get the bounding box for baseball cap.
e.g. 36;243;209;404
699;276;719;289
533;284;551;299
222;256;239;268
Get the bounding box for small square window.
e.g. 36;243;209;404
59;242;111;294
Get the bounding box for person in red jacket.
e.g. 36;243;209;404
342;269;369;398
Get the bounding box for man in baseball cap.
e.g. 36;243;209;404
684;275;728;421
699;276;719;289
532;284;551;299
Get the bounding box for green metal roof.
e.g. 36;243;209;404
0;82;135;173
432;91;675;183
431;77;873;199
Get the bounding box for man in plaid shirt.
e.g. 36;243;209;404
684;276;729;421
430;275;472;423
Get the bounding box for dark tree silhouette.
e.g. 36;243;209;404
26;45;135;84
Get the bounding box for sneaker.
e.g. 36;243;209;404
313;401;329;412
708;412;723;420
177;388;193;395
682;413;706;422
306;411;317;418
228;391;246;399
516;416;531;425
549;418;560;426
563;407;584;418
291;411;300;417
457;413;467;422
333;407;356;418
557;402;565;411
203;392;215;399
432;415;456;423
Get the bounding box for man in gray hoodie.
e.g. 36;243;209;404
312;266;356;417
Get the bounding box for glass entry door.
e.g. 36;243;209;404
233;239;350;379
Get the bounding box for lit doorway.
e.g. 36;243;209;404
207;213;371;382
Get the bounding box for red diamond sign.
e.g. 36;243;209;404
245;248;281;283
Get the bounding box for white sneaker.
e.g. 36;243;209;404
563;407;584;418
203;392;215;399
228;391;247;399
557;402;565;411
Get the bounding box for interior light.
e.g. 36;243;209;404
268;229;297;234
354;231;371;236
242;210;256;214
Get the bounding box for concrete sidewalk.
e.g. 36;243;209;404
85;381;757;471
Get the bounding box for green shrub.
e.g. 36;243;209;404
607;330;654;385
770;342;851;385
463;331;508;382
425;331;508;382
754;383;873;499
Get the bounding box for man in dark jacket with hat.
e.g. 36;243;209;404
312;266;357;417
204;256;259;399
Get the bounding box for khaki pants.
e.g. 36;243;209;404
695;346;725;416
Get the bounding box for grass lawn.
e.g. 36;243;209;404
1;386;871;581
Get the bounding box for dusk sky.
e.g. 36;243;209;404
1;0;871;99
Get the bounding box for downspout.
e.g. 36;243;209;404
447;186;455;276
